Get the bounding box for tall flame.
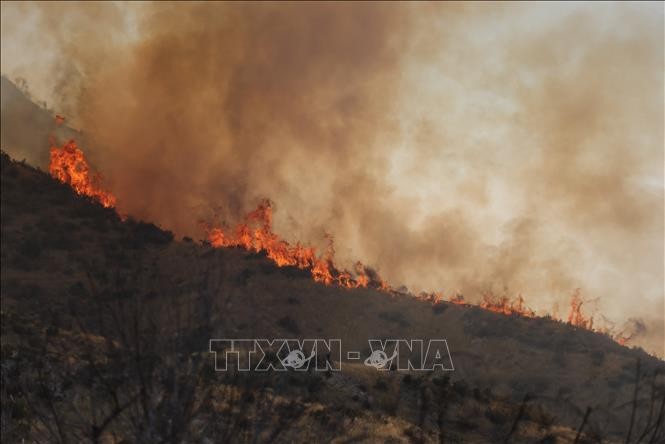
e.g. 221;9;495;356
566;288;594;330
49;139;117;208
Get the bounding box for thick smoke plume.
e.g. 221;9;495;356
1;2;663;354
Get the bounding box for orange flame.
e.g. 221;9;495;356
563;290;640;345
615;335;631;346
480;292;536;317
43;133;638;348
448;293;466;305
205;199;389;290
566;288;593;330
49;139;117;208
204;203;640;347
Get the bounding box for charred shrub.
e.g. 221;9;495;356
17;237;41;260
236;268;253;286
433;374;451;388
245;250;268;260
403;426;424;443
525;404;556;430
127;219;174;245
485;404;510;425
278;265;311;279
378;310;410;328
1;152;18;175
256;261;277;275
455;403;481;431
432;303;448;314
590;350;605;366
306;375;324;394
68;195;115;221
374;378;388;391
42;225;76;250
277;315;300;335
451;380;469;398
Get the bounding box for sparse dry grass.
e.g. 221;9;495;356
2;152;664;443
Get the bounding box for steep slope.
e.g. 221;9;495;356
0;76;81;168
1;152;663;443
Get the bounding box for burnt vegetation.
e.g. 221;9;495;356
1;152;664;443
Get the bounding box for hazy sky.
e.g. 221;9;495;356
1;2;663;354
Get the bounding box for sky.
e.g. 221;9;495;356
1;1;663;355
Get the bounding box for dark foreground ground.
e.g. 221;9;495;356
1;152;664;443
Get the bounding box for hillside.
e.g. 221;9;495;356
0;76;80;169
1;152;664;443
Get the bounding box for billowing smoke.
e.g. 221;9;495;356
1;2;663;354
